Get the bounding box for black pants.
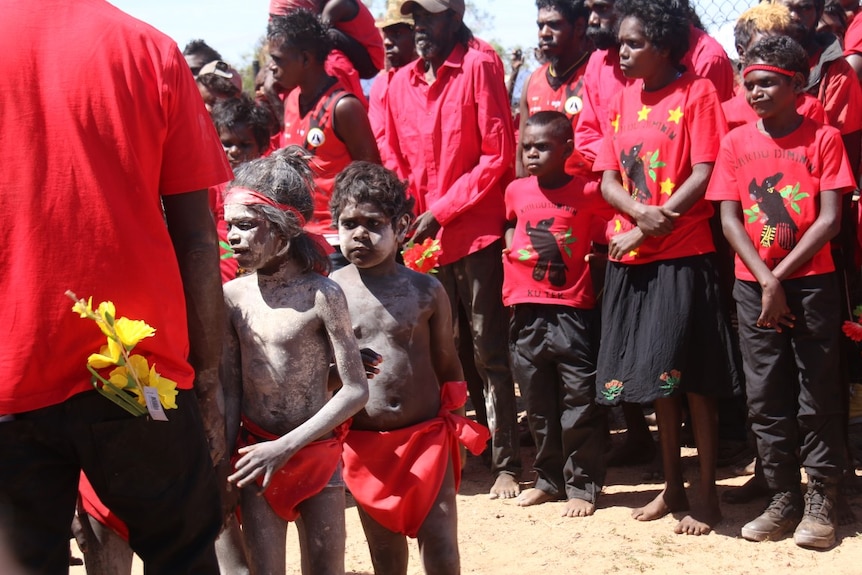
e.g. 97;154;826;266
734;275;847;490
437;240;521;477
509;304;607;502
0;390;221;574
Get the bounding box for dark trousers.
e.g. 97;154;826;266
0;390;221;574
437;240;521;477
509;304;607;502
734;275;847;490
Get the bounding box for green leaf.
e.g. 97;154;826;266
649;169;657;181
650;149;659;162
517;249;532;261
793;192;809;202
791;202;801;215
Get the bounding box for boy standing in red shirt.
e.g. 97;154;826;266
707;36;855;549
505;112;612;517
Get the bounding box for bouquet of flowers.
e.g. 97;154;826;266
66;291;178;419
402;238;442;274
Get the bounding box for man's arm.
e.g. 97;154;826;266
334;95;381;163
425;56;515;226
163;190;226;464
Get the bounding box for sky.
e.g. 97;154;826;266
107;0;749;68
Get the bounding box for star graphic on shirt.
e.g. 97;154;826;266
614;219;622;232
637;105;652;121
660;178;675;195
628;249;639;258
611;114;620;133
667;106;683;124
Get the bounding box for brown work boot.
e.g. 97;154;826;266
741;489;802;542
793;477;838;549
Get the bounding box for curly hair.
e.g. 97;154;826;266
330;162;415;229
745;34;810;83
614;0;691;66
267;8;332;63
182;39;222;62
211;95;274;152
535;0;588;24
230;147;330;273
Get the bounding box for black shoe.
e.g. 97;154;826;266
741;490;802;542
794;478;838;549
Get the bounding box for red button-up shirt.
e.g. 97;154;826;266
384;42;515;265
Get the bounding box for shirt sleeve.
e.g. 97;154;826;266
821;59;862;135
159;44;232;195
428;56;515;225
704;135;740;202
687;79;728;165
574;54;605;164
819;125;858;192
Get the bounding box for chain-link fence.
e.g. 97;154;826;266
694;0;756;30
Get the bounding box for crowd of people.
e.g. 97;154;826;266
2;0;862;573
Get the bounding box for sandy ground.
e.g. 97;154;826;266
70;429;862;575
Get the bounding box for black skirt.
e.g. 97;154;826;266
596;254;742;405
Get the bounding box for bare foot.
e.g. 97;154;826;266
562;498;596;518
673;503;721;535
489;473;520;500
516;488;557;507
631;489;688;522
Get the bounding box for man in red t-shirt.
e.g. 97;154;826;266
516;0;593;178
385;0;521;499
0;1;232;572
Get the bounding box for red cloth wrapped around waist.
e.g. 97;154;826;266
79;472;130;541
233;416;348;522
341;381;489;537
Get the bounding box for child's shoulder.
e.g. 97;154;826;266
398;263;444;292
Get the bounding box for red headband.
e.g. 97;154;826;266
224;187;307;227
742;64;797;79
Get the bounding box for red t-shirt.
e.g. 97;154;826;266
503;176;612;309
281;81;356;238
385;43;515;265
0;0;232;413
594;73;725;264
812;55;862;136
722;88;826;131
706;118;855;281
845;14;862;56
577;26;733;164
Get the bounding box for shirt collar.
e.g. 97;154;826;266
408;42;467;85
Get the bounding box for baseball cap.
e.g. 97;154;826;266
400;0;465;17
198;60;243;92
377;0;414;29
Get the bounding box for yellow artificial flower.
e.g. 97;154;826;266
107;355;177;410
95;301;116;337
147;365;178;410
71;295;94;318
87;338;123;369
114;317;155;348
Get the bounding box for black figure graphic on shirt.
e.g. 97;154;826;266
526;217;567;287
620;143;651;202
749;173;798;250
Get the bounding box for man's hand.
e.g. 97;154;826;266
410;211;441;244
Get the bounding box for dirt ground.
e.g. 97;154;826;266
71;427;862;575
